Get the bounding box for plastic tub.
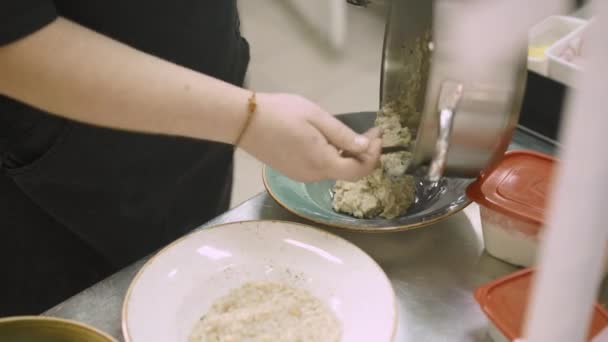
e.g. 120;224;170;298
547;19;592;87
527;16;587;76
475;269;608;341
467;151;555;267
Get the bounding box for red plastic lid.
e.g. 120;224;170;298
467;150;556;225
475;268;608;341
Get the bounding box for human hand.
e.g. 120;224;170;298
239;93;382;182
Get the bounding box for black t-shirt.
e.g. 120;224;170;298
0;1;250;266
0;0;248;167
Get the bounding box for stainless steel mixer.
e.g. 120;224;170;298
380;0;527;180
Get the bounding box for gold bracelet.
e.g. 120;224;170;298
234;91;257;147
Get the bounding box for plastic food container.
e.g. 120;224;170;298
547;19;592;87
467;150;555;267
527;16;587;76
475;268;608;342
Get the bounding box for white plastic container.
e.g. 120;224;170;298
478;206;540;267
475;269;608;341
467;151;554;267
547;20;592;87
593;328;608;342
527;16;587;76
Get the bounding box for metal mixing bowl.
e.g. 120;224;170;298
380;0;527;179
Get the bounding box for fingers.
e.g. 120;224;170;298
364;127;382;140
339;127;382;159
310;113;371;154
324;137;382;181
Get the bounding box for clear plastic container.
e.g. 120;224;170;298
547;19;593;87
467;151;554;267
528;16;587;76
475;269;608;341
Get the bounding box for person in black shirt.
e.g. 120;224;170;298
0;1;382;315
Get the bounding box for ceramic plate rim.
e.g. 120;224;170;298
262;165;471;232
121;219;398;342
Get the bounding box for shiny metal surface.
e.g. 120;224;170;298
45;130;565;341
380;0;527;179
426;81;463;182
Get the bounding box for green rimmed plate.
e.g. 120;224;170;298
262;111;473;232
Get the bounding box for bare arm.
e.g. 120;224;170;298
0;18;249;145
0;17;381;182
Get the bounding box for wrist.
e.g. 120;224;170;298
234;91;257;146
238;92;272;152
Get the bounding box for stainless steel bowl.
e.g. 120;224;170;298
380;0;527;180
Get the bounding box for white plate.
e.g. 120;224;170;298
122;220;396;342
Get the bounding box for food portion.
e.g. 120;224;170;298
189;281;341;342
376;107;412;147
332;166;416;219
331;33;430;220
332;104;416;219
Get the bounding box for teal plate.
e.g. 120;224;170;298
262;111;473;232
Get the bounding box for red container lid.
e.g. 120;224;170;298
475;268;608;341
467;150;556;225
